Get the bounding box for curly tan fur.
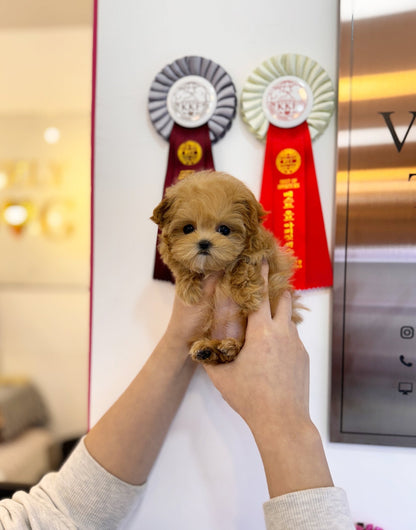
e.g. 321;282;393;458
151;170;302;364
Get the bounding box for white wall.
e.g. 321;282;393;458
91;0;416;528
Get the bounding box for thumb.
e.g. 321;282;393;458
246;259;271;331
273;291;293;325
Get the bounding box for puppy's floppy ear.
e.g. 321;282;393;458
254;200;267;225
239;198;267;232
150;196;173;228
239;197;269;254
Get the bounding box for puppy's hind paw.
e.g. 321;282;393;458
217;338;242;363
189;338;242;364
190;339;220;365
195;348;214;361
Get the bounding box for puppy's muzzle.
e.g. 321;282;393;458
198;239;212;254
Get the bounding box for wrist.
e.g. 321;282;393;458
158;330;189;352
155;332;195;369
253;420;333;498
253;417;317;453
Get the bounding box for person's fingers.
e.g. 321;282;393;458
260;257;269;285
272;290;293;325
246;260;271;330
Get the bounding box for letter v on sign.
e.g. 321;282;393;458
379;111;416;152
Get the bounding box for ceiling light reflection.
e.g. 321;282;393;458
1;201;33;235
338;125;416;148
44;127;60;144
337;167;416;184
3;204;28;226
339;69;416;102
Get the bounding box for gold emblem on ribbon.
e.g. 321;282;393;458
275;148;301;175
177;140;203;166
177;170;195;180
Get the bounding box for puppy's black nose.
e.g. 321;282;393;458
198;239;212;251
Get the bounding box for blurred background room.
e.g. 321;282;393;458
0;0;93;492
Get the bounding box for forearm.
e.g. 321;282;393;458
85;334;195;485
253;420;333;499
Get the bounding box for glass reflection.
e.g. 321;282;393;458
331;0;416;447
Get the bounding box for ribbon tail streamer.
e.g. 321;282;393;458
302;123;333;289
153;123;215;282
260;122;332;290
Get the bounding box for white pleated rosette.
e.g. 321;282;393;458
148;56;237;144
241;54;335;141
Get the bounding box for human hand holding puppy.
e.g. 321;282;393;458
151;170;333;498
204;261;334;498
151;170;302;364
204;262;308;431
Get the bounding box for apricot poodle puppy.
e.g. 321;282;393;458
151;170;301;364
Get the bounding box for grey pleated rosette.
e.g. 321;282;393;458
241;53;335;141
148;56;237;143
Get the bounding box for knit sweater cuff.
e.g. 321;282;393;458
263;487;354;530
37;437;146;528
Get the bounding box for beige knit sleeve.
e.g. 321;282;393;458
263;487;355;530
0;438;145;529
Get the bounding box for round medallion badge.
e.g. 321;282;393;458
148;56;237;143
177;140;203;166
275;148;301;174
240;53;335;141
263;76;313;128
167;75;217;128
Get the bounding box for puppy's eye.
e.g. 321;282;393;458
183;224;195;234
217;225;231;236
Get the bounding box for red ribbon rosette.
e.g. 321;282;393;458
241;54;335;290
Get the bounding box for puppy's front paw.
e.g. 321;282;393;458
190;339;220;364
227;261;264;313
177;278;203;305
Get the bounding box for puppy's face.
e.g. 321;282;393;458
152;172;265;274
161;200;247;274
